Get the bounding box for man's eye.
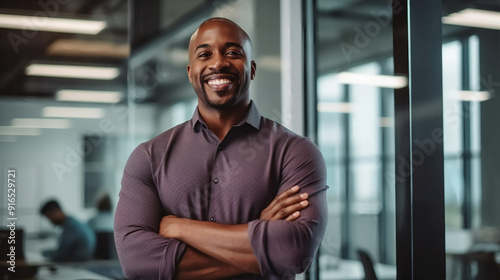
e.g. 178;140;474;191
227;51;241;56
198;53;210;58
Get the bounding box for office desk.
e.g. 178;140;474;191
24;237;124;280
320;259;396;280
35;265;113;280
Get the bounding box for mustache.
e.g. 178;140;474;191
201;70;238;80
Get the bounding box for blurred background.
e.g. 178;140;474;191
0;0;499;279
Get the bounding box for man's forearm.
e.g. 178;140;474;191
161;217;261;275
161;186;310;276
175;246;251;279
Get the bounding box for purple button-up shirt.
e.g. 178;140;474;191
114;102;328;280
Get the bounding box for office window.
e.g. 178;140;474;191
443;40;464;229
314;1;397;276
317;60;396;270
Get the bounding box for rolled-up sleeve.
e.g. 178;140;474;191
114;144;186;280
248;138;328;278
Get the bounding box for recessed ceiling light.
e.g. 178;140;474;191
337;72;408;89
26;64;119;80
0;14;106;34
443;9;500;30
42;107;105;119
10;118;72;129
56;90;123;103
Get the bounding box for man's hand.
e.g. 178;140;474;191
260;185;309;221
159;215;182;239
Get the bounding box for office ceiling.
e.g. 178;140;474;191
0;0;498;104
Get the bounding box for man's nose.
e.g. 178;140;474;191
209;53;230;71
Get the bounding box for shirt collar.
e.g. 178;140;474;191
191;100;261;130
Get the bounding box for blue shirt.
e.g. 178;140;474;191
48;216;96;262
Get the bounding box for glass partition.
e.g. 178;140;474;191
314;0;397;278
442;2;500;279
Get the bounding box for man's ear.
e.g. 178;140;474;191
251;60;257;80
186;65;192;84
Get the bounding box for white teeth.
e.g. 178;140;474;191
208;79;231;86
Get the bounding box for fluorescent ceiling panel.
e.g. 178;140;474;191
26;64;119;80
443;9;500;30
42;107;105;119
46;39;129;58
56;90;123;103
0;14;106;34
457;91;491;101
337;72;408;89
317;102;353;113
0;126;41;136
11;118;71;129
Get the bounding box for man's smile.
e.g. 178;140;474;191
203;74;237;91
208;79;231;86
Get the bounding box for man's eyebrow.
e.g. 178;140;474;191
193;42;245;53
194;43;210;52
225;42;243;49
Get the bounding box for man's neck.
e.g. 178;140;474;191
198;101;251;141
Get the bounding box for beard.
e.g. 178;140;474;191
198;72;250;111
201;88;240;110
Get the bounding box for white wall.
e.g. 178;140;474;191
0;99;156;234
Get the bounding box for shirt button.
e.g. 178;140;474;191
213;178;219;184
210;217;216;222
218;145;222;151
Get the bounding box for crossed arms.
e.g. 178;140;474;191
159;186;310;279
114;140;328;280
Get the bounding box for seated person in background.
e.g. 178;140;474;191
40;200;96;262
88;194;114;233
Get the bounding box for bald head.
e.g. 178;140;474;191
188;17;253;61
185;16;257;112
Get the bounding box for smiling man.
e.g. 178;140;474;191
114;18;328;280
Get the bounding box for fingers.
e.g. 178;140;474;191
275;197;308;220
266;185;300;210
260;186;309;221
285;211;300;222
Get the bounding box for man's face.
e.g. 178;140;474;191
44;210;64;225
187;20;256;110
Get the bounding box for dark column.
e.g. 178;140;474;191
392;0;446;279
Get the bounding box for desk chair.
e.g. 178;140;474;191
94;232;118;260
357;249;378;280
